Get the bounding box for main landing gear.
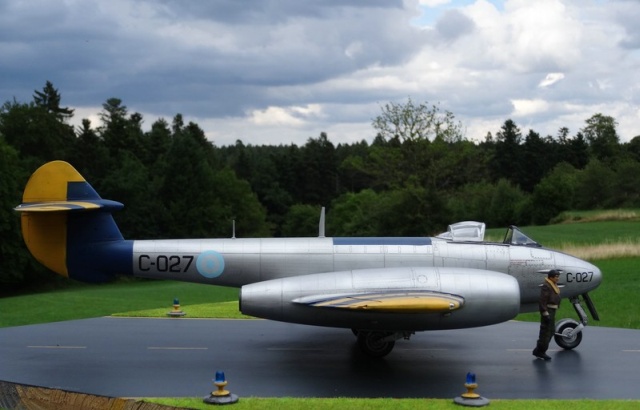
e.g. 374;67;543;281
352;293;599;356
554;293;599;350
352;330;413;358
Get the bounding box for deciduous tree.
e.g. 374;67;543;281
582;113;620;163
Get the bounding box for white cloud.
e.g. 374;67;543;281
511;99;550;117
539;73;565;88
419;0;453;6
248;105;323;127
249;107;305;127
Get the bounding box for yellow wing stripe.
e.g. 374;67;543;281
297;292;464;313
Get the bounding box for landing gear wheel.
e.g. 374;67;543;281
554;319;582;350
357;331;395;358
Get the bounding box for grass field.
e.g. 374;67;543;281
2;216;639;409
0;280;240;328
142;397;640;409
486;219;640;248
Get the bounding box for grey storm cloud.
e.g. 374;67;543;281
0;0;424;119
1;0;639;146
436;9;475;41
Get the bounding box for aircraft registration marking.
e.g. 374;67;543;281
566;271;595;283
138;254;194;273
135;251;226;279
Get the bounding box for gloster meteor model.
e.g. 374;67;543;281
15;161;602;357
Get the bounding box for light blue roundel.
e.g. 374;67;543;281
196;251;225;279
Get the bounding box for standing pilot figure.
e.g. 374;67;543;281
533;269;561;360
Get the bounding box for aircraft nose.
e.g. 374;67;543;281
557;253;603;292
572;259;602;291
590;262;603;288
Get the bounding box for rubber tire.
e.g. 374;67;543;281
554;319;582;350
357;331;395;358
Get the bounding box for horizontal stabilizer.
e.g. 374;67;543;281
293;291;464;313
15;199;123;213
15;160;123;213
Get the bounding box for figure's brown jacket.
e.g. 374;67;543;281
538;278;561;315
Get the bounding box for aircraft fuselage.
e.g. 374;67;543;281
122;235;601;313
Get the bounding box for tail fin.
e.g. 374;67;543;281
15;161;130;282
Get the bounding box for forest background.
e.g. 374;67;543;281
2;81;639;293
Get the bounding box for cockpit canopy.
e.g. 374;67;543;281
436;221;486;242
436;221;541;247
503;225;541;247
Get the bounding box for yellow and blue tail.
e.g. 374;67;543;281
15;161;132;282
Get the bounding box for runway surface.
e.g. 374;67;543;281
1;317;639;399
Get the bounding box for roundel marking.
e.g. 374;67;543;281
196;251;225;279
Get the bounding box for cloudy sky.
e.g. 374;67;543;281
1;0;639;147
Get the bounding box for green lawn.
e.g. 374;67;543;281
486;219;640;247
0;280;239;328
143;397;640;409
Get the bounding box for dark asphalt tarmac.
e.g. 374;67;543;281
1;317;639;399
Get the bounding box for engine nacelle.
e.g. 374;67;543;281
240;267;520;331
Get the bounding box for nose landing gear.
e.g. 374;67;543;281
554;293;599;350
554;318;583;349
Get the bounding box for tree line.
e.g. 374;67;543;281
1;82;639;290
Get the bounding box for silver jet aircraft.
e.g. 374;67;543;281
15;161;602;357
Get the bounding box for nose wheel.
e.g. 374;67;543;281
554;318;583;350
554;294;598;350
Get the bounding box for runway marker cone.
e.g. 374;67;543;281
203;371;239;405
167;298;186;317
453;372;490;407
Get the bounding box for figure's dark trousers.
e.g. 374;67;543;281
535;309;556;353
